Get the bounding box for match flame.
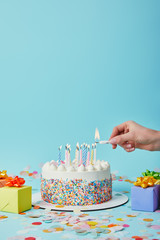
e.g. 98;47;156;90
95;128;100;140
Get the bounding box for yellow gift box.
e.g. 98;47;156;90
0;186;32;213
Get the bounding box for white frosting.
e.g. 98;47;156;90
78;164;85;172
50;164;57;171
42;160;111;182
57;164;66;171
101;160;109;169
50;160;56;165
66;166;75;172
95;161;103;171
87;164;95;171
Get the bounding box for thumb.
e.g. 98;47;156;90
109;132;133;145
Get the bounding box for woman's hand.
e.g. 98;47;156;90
109;121;160;152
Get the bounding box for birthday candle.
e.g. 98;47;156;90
67;145;71;166
65;144;68;164
68;147;71;166
82;143;85;165
80;144;83;165
87;145;90;166
75;142;79;167
58;145;62;166
94;143;97;165
90;144;94;165
84;144;87;166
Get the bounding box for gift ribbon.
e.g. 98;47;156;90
134;176;157;188
5;176;25;187
0;170;8;179
142;169;160;179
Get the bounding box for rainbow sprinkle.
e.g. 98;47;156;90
41;177;112;206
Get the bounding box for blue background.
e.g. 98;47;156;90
0;0;160;177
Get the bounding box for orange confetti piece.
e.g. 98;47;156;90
55;205;65;208
43;229;52;233
19;212;26;215
33;205;40;209
54;227;64;231
66;223;73;227
0;215;8;219
132;237;143;240
125;179;134;183
143;218;153;222
107;224;118;228
127;215;136;217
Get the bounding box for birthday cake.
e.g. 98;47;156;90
41;143;112;206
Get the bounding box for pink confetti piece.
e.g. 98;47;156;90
123;224;130;227
150;225;160;230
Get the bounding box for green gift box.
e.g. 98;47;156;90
0;186;32;213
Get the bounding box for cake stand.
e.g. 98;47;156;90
32;192;128;212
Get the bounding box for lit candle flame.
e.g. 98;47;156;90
95;128;100;140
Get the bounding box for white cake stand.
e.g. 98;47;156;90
32;191;128;212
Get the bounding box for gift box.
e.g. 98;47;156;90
0;186;32;213
0;179;7;188
131;185;160;212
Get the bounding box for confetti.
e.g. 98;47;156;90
123;224;130;227
53;227;64;232
143;218;153;222
27;214;42;218
116;218;126;221
0;215;8;220
150;225;160;230
32;222;42;225
6;166;160;240
42;229;52;233
87;221;98;226
25;238;36;240
33;205;40;209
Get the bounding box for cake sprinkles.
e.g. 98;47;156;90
41;177;112;206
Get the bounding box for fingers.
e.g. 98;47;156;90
125;143;132;148
109;122;127;140
122;142;135;152
112;144;117;149
109;132;134;145
111;140;135;152
109;122;136;152
125;147;135;152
